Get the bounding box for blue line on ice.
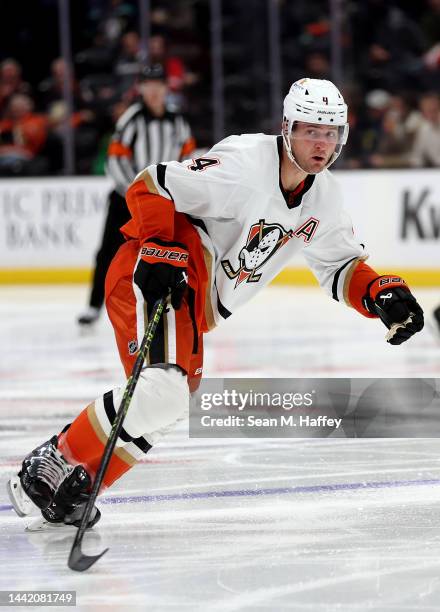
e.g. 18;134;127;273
2;477;439;512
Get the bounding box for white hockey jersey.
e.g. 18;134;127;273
131;133;369;327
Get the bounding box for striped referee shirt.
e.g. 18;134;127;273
106;101;195;195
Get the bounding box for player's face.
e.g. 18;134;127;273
290;122;338;173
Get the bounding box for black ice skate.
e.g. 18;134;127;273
77;306;100;327
26;465;101;532
8;435;74;515
7;435;101;532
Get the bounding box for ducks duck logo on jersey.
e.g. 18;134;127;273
221;219;293;288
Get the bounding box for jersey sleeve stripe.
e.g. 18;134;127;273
201;245;216;331
135;168;159;195
187;215;209;235
342;257;364;304
216;292;232;320
156;163;173;200
331;256;359;302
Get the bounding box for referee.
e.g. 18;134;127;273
78;64;196;326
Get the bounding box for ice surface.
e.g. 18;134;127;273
1;285;440;611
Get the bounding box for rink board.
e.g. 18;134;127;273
0;169;439;285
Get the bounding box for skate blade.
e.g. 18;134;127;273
25;517;97;533
25;518;77;532
7;476;34;517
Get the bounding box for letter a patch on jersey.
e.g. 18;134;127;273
221;219;293;288
293;217;319;243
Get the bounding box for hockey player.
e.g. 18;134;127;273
8;78;424;529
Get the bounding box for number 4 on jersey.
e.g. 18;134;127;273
187;157;220;172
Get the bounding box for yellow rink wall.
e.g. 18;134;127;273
0;267;439;286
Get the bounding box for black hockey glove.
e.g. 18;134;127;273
134;238;188;310
363;276;424;345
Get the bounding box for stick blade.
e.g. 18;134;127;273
68;545;109;572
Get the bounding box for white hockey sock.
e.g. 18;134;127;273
94;366;189;447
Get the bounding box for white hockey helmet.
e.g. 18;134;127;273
282;78;349;171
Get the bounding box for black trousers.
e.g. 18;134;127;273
88;189;131;309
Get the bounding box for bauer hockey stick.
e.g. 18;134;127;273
68;295;167;571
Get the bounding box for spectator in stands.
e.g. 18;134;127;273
76;32;132;141
409;93;440;167
114;31;143;95
420;0;440;86
356;89;391;167
40;58;93;126
0;59;32;118
0;93;48;176
358;3;427;91
75;32;116;79
89;0;137;47
39;57;86;111
147;33;193;111
420;0;440;49
336;86;364;169
46;99;95;136
369;94;422;168
0;0;438;173
149;34;185;92
39;57;98;174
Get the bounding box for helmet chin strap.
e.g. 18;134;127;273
291;152;316;175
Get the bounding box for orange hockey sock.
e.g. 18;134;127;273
58;403;137;490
